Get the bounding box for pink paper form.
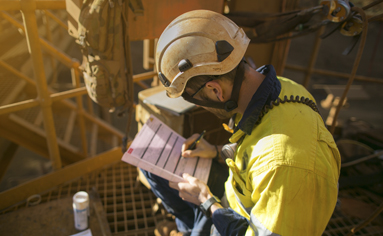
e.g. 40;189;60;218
122;115;212;183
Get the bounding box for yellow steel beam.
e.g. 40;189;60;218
0;147;125;211
71;67;88;156
0;99;40;116
50;87;88;101
21;0;62;169
0;11;78;69
133;71;157;82
0;118;51;159
0;0;65;11
0;87;88;116
41;10;58;84
44;9;68;31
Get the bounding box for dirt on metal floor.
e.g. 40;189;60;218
0;1;383;236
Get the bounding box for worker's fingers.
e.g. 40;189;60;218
182;136;216;159
182;173;196;182
169;181;180;191
181;133;201;152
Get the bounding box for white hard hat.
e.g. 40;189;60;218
156;9;250;98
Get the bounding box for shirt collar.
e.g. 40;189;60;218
234;65;281;136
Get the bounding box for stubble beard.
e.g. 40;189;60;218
203;106;235;120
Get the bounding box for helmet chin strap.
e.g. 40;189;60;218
182;60;245;112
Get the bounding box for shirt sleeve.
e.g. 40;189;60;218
212;207;249;236
245;166;338;235
213;165;338;236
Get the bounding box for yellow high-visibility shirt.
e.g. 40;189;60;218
226;77;341;236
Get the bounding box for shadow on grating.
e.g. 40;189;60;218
1;161;167;236
324;188;383;236
2;161;383;236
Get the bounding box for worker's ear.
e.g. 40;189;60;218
205;80;224;101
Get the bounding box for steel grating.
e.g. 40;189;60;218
1;161;166;235
1;161;383;235
324;188;383;236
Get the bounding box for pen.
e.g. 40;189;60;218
188;130;206;150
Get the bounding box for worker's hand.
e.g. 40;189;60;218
182;134;216;159
169;173;213;205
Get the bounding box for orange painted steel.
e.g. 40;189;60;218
21;0;62;169
0;0;66;11
70;67;88;157
44;9;69;31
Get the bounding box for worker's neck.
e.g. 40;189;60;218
236;68;266;115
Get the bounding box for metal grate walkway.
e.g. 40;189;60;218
1;162;166;236
1;160;383;235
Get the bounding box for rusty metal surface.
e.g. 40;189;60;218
0;162;165;236
324;188;383;236
0;0;382;235
0;190;111;236
0;147;123;210
1;160;382;236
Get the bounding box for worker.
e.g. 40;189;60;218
141;9;341;236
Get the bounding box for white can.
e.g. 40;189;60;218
73;191;89;231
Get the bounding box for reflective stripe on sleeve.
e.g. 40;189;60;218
234;191;252;215
250;213;281;236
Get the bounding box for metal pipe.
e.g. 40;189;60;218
133;71;157;82
346;202;383;236
71;67;88;156
276;38;292;76
302;26;325;88
0;99;40;115
35;0;66;9
341;150;383;168
1;11;77;69
329;7;369;134
39;38;78;68
50;87;88;101
0;60;35;85
82;113;124;138
41;10;58;84
362;0;383;11
0;11;25;33
0;79;121;140
44;9;68;31
21;0;62;169
285;64;383;84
